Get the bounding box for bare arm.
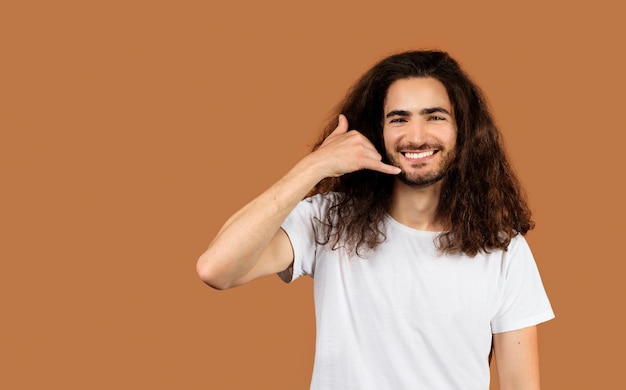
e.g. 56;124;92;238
196;115;400;289
493;326;541;390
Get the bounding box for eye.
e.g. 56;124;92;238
389;118;407;123
428;115;446;121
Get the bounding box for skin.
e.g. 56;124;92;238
197;76;541;389
383;77;457;231
196;114;399;289
494;326;541;390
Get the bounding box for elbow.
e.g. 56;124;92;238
196;253;235;290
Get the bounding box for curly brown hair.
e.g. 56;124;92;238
311;50;534;257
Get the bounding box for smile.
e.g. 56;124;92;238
402;150;436;159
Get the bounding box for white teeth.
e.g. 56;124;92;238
404;151;435;159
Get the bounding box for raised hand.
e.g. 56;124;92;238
306;114;401;179
198;115;400;290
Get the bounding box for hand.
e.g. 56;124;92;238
307;114;401;178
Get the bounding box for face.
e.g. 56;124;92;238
383;77;457;188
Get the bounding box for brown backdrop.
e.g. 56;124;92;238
2;0;624;388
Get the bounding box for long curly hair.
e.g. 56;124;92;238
311;50;534;257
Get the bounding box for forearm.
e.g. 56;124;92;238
196;157;325;289
197;115;400;289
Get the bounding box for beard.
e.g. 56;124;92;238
386;145;455;188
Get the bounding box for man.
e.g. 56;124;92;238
197;50;554;389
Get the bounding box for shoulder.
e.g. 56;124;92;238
296;192;343;215
504;234;532;256
284;192;342;228
305;191;343;205
503;234;533;260
498;234;541;278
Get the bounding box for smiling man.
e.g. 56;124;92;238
384;77;457;189
197;50;554;389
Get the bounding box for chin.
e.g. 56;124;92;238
397;171;445;188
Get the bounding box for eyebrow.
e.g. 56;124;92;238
385;107;452;118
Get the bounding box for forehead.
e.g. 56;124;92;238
383;77;452;112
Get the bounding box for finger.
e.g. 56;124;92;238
369;162;402;175
347;138;400;175
358;148;401;175
329;114;349;136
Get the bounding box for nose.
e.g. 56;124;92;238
406;120;426;145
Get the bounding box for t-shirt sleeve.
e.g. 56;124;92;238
278;195;324;283
491;236;555;333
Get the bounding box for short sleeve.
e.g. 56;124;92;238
491;236;555;333
278;194;328;282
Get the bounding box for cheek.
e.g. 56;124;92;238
382;128;400;148
447;135;457;149
443;128;457;149
382;130;390;149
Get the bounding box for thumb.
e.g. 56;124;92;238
330;114;349;136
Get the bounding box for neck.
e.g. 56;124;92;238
388;178;444;231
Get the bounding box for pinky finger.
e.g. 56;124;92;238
370;162;401;175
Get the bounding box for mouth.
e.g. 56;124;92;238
401;150;438;159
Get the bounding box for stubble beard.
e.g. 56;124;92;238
387;147;456;189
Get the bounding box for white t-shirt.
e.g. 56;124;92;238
281;193;554;390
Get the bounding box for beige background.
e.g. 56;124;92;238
2;0;625;388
